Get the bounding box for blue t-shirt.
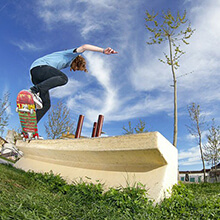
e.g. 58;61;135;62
30;48;82;70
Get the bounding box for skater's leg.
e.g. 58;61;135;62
36;91;51;123
30;65;68;95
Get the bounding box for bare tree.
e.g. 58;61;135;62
122;121;134;135
123;119;148;135
187;103;206;182
203;119;220;182
44;101;75;139
0;92;10;136
145;10;195;147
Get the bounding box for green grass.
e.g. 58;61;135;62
0;164;219;220
0;156;16;164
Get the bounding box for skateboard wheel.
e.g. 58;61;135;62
30;109;34;114
28;132;33;140
22;137;26;142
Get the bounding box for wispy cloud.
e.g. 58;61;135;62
50;78;83;99
176;1;220;106
0;2;8;12
35;0;107;31
35;0;136;47
86;53;119;113
179;129;210;167
12;41;41;51
129;0;220;118
64;52;120;123
130;45;173;92
179;146;201;166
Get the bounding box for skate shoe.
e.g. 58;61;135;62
29;90;43;109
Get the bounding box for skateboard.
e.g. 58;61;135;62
16;90;39;141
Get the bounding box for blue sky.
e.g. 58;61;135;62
1;0;220;171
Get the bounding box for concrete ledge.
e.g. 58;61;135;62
15;132;178;203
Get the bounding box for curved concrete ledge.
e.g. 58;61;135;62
15;132;178;203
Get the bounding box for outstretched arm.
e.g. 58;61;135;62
76;44;118;54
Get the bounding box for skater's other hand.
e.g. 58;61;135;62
103;47;118;55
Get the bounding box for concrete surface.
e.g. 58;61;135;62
15;132;178;203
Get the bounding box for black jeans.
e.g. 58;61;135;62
30;65;68;123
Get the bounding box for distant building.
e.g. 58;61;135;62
208;163;220;183
179;169;210;183
180;164;220;183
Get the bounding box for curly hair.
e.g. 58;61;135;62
70;55;88;73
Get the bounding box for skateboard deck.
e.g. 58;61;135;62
16;90;39;141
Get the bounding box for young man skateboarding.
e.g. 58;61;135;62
29;44;118;123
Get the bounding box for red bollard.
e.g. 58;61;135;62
91;122;97;137
95;115;104;137
75;115;84;138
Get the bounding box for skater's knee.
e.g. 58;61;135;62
61;74;68;85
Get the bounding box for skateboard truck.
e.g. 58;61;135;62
21;132;38;142
16;106;34;114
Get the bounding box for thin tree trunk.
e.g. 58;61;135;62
173;76;178;147
214;164;217;182
168;35;178;147
198;128;206;182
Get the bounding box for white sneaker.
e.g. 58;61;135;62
29;90;43;109
38;135;44;140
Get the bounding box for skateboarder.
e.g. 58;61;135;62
29;44;118;123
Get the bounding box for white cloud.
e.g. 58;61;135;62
179;129;210;167
50;78;83;99
79;52;120;122
78;0;117;8
128;0;220;120
38;8;79;25
0;2;8;12
12;41;41;51
56;52;120;125
35;0;136;46
179;146;201;166
66;92;103;116
176;1;220;105
99;92;173;122
130;46;173;92
185;129;209;142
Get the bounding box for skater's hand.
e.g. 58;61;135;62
103;47;118;55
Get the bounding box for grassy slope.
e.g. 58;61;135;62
0;164;219;220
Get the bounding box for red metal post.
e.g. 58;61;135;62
95;115;104;137
91;122;97;137
75;115;84;138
